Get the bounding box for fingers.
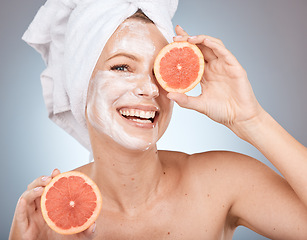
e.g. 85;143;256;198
21;169;61;215
12;169;61;238
23;183;45;203
25;176;49;213
173;25;190;42
167;92;204;113
27;168;60;190
173;27;237;64
27;175;51;191
16;186;44;232
15;197;29;233
188;35;239;65
173;30;221;62
188;35;225;47
175;25;189;36
22;185;44;216
51;168;61;178
188;35;223;62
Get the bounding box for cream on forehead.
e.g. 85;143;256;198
112;20;156;57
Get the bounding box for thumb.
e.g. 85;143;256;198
167;92;203;113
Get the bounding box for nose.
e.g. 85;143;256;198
134;74;159;99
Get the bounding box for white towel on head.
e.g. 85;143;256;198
22;0;178;151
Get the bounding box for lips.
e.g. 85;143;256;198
117;106;159;127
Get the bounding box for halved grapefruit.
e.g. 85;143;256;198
41;171;102;235
154;41;205;93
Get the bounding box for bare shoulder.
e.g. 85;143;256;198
158;149;285;205
185;151;307;238
190;150;277;176
73;162;93;176
157;150;283;233
190;150;286;195
159;149;276;181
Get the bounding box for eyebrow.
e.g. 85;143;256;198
106;52;139;62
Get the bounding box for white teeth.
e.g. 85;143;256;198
131;118;152;123
119;109;156;119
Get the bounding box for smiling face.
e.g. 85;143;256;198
86;19;173;151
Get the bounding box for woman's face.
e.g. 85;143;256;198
86;18;173;151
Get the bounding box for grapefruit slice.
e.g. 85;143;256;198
154;41;205;93
41;171;102;235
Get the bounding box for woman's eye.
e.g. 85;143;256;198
110;64;129;72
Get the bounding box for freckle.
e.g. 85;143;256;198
168;232;170;235
163;172;166;174
273;228;276;230
214;168;217;171
185;193;188;196
205;229;207;232
222;205;225;208
207;194;210;197
123;184;126;187
131;177;135;181
112;163;115;166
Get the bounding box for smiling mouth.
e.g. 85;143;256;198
119;108;157;124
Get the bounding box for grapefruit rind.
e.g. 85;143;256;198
154;41;205;93
41;171;102;235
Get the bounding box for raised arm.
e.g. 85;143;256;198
169;25;307;238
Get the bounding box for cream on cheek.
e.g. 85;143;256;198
87;21;162;150
111;21;160;102
87;71;159;151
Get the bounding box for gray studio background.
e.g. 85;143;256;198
1;0;307;239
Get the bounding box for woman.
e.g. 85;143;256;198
9;0;307;239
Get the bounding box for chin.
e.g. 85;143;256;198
114;133;158;152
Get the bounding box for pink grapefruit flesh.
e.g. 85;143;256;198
41;171;102;235
154;41;205;93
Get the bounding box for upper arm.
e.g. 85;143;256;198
229;153;307;239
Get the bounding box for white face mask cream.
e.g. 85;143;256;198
87;71;159;151
86;20;167;151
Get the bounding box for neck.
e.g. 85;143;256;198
89;130;164;215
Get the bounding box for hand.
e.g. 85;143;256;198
168;26;264;133
9;169;97;240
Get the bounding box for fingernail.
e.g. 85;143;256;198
188;36;197;39
177;25;183;30
92;222;96;233
174;35;183;38
52;168;60;175
34;187;42;192
41;176;48;182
